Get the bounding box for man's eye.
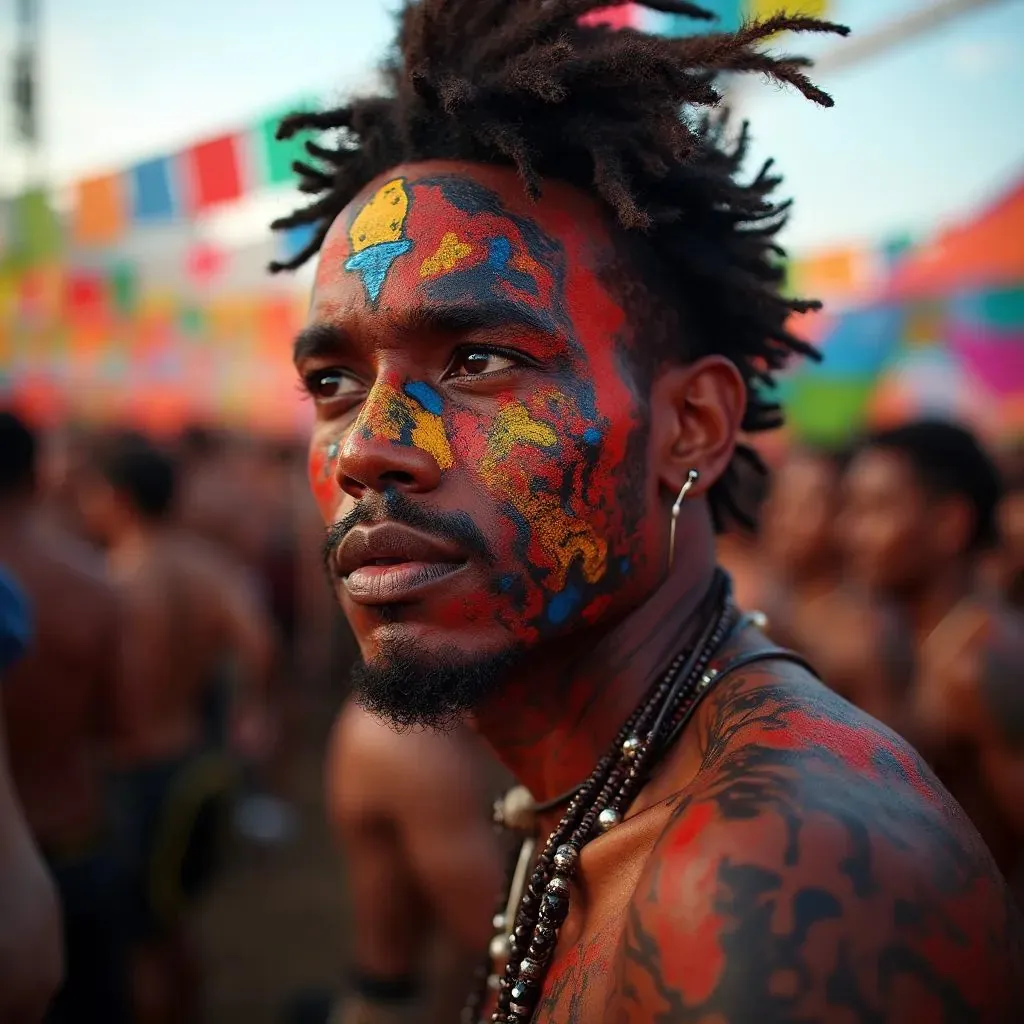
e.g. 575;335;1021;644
303;370;363;402
447;349;519;379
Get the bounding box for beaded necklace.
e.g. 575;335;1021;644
462;571;738;1024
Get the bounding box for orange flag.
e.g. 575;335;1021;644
74;174;127;246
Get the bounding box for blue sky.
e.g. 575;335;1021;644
0;0;1022;252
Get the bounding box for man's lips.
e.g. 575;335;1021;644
333;523;468;604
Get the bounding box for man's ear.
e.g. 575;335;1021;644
649;356;746;498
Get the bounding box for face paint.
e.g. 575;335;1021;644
479;398;608;605
354;378;454;471
344;178;413;304
305;162;652;678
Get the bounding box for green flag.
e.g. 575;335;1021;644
256;95;322;186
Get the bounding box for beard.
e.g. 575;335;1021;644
350;636;522;731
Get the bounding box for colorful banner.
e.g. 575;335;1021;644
74;174;126;246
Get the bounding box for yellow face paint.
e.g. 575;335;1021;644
349;179;410;251
420;232;474;278
482;401;607;591
358;380;454;471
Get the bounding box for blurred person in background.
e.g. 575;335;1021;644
76;432;277;1024
760;446;905;701
986;443;1024;609
0;564;63;1024
321;703;505;1024
0;412;130;1024
713;449;768;611
842;419;1024;896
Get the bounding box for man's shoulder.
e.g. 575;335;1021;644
614;669;1023;1022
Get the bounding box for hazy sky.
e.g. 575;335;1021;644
1;0;1022;252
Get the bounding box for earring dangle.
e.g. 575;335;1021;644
667;469;699;571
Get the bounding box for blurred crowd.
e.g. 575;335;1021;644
0;408;1022;1024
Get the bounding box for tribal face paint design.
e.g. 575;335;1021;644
305;164;652;654
356;378;453;471
344;178;413;304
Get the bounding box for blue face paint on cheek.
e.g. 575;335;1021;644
404;380;444;415
547;585;582;625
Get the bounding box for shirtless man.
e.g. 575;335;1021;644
271;1;1022;1018
0;412;128;1023
325;701;505;1024
0;564;63;1024
759;447;902;701
76;432;276;1024
841;420;1024;895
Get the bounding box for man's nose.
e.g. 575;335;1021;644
335;381;447;501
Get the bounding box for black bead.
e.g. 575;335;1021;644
541;892;569;924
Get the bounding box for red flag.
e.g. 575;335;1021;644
184;134;245;213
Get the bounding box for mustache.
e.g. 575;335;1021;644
322;490;493;575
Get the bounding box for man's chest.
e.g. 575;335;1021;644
492;808;670;1024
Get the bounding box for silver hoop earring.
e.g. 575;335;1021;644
667;469;699;571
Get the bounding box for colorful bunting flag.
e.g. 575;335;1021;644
747;0;830;20
278;223;318;265
109;261;138;316
130;156;178;223
74;174;126;246
580;5;642;29
256;96;321;186
659;0;740;37
9;189;61;268
184;134;245;213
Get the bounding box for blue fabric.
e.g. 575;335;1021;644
0;567;31;673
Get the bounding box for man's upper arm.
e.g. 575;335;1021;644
611;793;1020;1023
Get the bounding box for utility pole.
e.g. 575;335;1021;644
11;0;42;188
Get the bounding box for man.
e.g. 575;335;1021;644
76;433;275;1024
841;420;1024;895
0;411;129;1024
271;2;1023;1019
758;447;903;702
325;701;506;1024
0;564;63;1024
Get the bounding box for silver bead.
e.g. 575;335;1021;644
597;807;621;832
699;667;719;690
546;875;570;897
552;844;578;874
749;609;769;631
519;958;542;979
492;913;507;931
621;735;642;760
489;933;511;963
494;785;537;832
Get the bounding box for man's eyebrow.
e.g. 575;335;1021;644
292;322;347;364
399;299;556;339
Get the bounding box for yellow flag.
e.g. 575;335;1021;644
748;0;829;20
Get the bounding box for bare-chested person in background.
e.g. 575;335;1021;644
759;445;904;702
323;700;505;1024
0;411;129;1023
76;432;276;1024
842;420;1024;898
0;563;63;1024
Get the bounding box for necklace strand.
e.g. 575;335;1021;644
463;572;736;1024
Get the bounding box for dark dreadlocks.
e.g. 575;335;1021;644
269;0;849;530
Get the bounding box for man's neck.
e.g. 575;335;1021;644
471;556;718;816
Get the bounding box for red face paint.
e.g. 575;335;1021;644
297;161;658;667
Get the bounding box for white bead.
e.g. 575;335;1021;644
597;808;621;832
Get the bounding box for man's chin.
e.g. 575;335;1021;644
350;639;522;732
